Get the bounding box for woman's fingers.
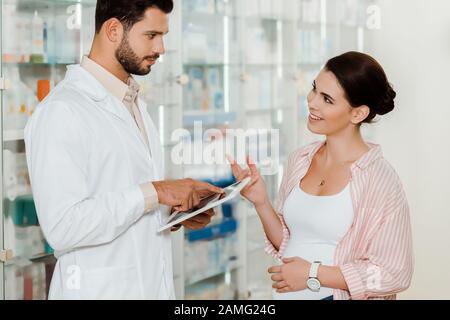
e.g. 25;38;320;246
268;266;282;274
271;274;284;282
272;281;289;290
228;155;261;184
247;156;260;177
241;169;251;180
227;154;254;181
227;154;245;179
247;156;262;185
276;286;292;293
246;176;260;189
226;154;235;164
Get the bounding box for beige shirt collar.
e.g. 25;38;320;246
81;56;140;103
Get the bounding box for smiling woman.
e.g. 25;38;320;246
229;51;413;300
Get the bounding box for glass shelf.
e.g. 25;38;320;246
183;111;237;127
3;130;25;142
5;253;55;267
243;63;298;68
185;271;238;300
1;0;96;301
185;11;298;22
3;62;75;67
6;0;97;9
242;14;298;22
298;62;323;66
297;21;348;28
245;106;295;113
185;259;241;287
184;63;241;68
183;11;239;20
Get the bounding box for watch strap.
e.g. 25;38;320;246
309;261;322;279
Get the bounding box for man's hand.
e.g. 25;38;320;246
153;179;223;212
170;208;216;232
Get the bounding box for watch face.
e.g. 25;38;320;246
307;278;321;292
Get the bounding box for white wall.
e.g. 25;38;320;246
365;0;450;299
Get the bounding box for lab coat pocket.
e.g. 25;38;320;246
81;265;141;300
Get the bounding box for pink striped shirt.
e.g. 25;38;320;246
265;141;414;300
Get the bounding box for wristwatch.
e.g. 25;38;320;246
307;261;322;292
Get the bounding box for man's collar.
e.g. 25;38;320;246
81;55;136;102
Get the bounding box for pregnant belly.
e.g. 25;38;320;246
272;241;336;300
283;241;336;265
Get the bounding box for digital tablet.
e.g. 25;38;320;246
158;177;251;233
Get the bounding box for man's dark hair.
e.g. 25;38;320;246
95;0;174;33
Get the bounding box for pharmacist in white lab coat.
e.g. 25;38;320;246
24;0;223;300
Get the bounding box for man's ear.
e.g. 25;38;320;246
351;105;370;125
103;18;124;43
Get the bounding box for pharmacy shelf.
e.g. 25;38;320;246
5;253;55;267
184;11;297;22
13;0;96;10
297;21;344;28
29;252;55;262
247;242;266;254
183;110;237;127
183;11;239;20
245;106;295;113
5;190;33;203
242;15;298;23
4;62;75;67
185;259;241;287
183;62;241;68
243;62;297;68
3;130;24;142
298;62;324;67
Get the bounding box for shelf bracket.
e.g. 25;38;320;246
0;249;14;263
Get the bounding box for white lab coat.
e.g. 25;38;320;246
25;65;175;300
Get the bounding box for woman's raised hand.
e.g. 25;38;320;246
227;155;269;207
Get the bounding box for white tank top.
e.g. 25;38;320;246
272;184;354;300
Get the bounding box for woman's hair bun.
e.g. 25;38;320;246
376;84;396;116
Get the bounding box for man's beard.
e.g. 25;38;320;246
115;34;159;76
